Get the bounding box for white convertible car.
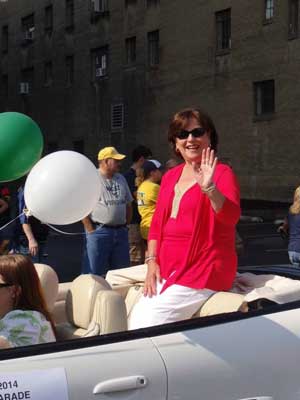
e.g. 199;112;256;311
0;263;300;400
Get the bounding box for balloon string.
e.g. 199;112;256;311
45;224;86;236
0;212;25;231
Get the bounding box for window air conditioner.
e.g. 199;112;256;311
95;67;106;77
24;26;35;41
93;0;108;13
24;29;34;41
19;82;30;95
93;0;101;12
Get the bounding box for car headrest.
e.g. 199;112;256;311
197;292;247;317
34;263;59;312
66;274;112;329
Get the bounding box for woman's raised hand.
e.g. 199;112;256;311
192;147;217;190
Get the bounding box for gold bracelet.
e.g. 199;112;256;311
201;183;216;193
145;255;156;263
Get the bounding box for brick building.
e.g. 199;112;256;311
0;0;300;201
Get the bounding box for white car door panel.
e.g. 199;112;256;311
152;309;300;400
0;338;167;400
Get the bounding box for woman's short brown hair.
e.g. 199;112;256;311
0;254;56;336
167;108;219;158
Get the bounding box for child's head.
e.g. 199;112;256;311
136;160;163;187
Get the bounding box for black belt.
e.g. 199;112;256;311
93;222;127;229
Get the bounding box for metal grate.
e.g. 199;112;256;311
111;103;124;131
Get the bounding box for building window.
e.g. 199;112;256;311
146;0;159;7
20;67;34;95
1;75;8;97
125;37;136;65
66;56;74;86
91;0;109;13
65;0;74;31
289;0;299;38
111;104;124;131
21;14;35;45
90;0;109;22
91;46;108;79
147;30;159;67
73;139;85;154
44;61;53;86
45;5;53;34
125;0;137;7
1;25;8;54
216;9;231;52
264;0;274;21
254;80;275;117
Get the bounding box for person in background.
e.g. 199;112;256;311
0;254;56;349
82;146;133;276
136;160;163;245
0;185;11;255
123;145;153;265
129;107;240;329
11;186;49;263
278;185;300;267
165;158;181;171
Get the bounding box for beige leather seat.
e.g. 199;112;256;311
55;274;127;340
108;265;248;320
113;284;247;321
34;263;59;312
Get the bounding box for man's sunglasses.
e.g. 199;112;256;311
176;127;206;140
0;283;12;289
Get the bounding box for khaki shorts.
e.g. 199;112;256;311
128;224;145;265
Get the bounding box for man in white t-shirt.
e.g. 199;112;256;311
82;147;133;276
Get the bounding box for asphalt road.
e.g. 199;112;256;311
43;220;290;283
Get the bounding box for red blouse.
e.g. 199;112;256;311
148;162;241;293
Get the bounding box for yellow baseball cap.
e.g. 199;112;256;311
98;146;126;160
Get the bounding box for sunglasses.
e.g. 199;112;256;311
176;127;206;140
0;283;12;289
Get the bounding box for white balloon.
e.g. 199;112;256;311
24;151;101;225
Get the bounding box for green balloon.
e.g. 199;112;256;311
0;112;44;182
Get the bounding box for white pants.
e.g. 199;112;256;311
128;280;215;330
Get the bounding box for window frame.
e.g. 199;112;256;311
20;66;34;94
146;0;160;8
44;5;54;35
44;61;53;87
21;14;35;46
264;0;274;23
125;36;136;66
65;55;74;87
147;30;159;67
215;8;231;54
91;46;109;80
253;79;275;119
1;25;8;54
288;0;299;39
65;0;75;32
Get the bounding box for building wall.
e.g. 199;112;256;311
0;0;300;201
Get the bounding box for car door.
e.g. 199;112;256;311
0;337;167;400
152;308;300;400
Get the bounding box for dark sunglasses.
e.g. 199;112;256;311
0;283;12;289
176;127;206;140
